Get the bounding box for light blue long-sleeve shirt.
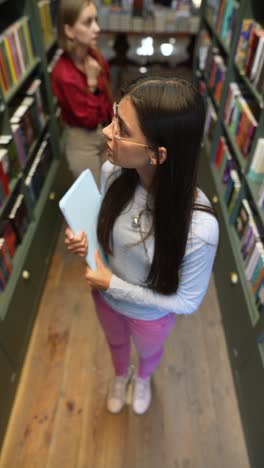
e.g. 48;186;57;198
99;162;219;320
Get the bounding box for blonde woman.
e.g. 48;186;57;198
51;0;113;186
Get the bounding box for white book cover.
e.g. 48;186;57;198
59;169;104;270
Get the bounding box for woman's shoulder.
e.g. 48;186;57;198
190;188;219;246
100;161;121;194
51;53;76;80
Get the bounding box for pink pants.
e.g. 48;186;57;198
93;291;176;379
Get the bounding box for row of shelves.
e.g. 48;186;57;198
0;0;66;449
197;0;264;465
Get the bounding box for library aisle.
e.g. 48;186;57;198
0;226;250;468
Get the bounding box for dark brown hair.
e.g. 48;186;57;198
97;76;212;294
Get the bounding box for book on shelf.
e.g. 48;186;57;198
25;78;46;128
7;193;29;243
215;135;226;169
249;35;264;82
38;0;54;49
214;135;235;185
206;51;226;103
0;247;11;286
224;83;258;158
10;99;35;152
0;135;20;180
223;82;240;123
235;19;255;69
204;98;217;142
241;218;260;264
0;219;17;257
234;198;253;239
0;16;36;96
11;123;27;169
0;148;10;195
255;279;264;314
25;136;53;205
248;138;264;183
244;26;264;76
251;251;264;295
216;0;239;48
0;238;12;275
197;30;211;71
205;0;221;26
258;179;264;211
224;168;241;212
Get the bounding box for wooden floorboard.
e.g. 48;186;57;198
0;226;250;468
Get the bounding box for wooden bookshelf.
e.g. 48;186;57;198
195;1;264;466
0;0;70;448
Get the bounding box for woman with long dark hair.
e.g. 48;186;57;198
65;76;219;415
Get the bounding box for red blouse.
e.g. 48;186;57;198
51;51;113;129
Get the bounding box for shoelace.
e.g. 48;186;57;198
110;377;127;400
134;378;149;399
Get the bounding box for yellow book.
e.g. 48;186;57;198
3;35;16;84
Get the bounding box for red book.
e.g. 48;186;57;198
215;136;226;168
0;220;17;257
0;40;10;91
245;28;264;77
0;238;12;274
0;157;9;196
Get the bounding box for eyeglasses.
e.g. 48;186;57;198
112;102;150;148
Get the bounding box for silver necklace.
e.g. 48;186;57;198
132;212;143;228
131;208;151;261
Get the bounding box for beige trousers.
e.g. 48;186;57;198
65;126;107;188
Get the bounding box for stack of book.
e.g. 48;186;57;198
235;19;264;94
224;82;258;158
214;134;241;213
205;47;226;104
25;135;53;205
0;16;36;96
10;78;46;169
235;197;264;314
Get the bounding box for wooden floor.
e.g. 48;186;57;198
0;226;250;468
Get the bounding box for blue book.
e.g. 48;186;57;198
59;169;105;270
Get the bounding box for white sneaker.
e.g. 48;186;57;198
132;376;152;415
107;374;130;414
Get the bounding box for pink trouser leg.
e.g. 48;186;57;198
93;291;131;376
92;291;176;379
128;314;176;378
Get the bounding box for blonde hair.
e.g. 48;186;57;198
57;0;91;52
